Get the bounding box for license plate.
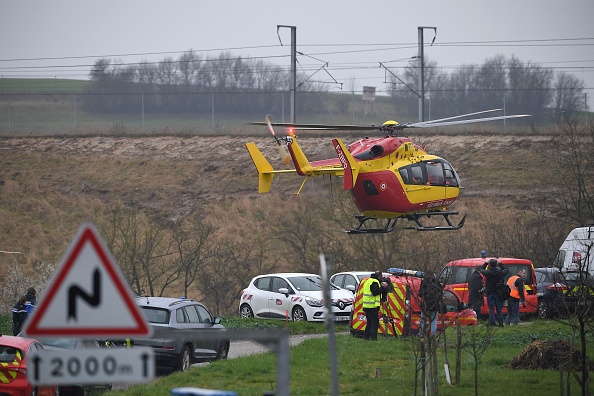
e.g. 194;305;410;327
334;315;350;321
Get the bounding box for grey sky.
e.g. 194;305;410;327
1;0;593;107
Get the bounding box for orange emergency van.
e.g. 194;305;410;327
439;257;538;317
350;268;477;337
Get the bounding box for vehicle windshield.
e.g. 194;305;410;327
141;307;170;324
41;338;79;349
439;266;470;285
288;276;340;291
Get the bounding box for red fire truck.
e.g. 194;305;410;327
439;257;538;317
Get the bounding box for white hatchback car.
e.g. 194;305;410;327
239;273;354;322
330;271;392;293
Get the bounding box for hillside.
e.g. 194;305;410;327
0;132;555;249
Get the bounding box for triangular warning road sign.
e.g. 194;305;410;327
22;223;151;338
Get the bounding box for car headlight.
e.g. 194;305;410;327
305;296;323;307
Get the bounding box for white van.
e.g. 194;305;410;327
554;226;594;275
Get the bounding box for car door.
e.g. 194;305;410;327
251;276;273;318
268;276;293;319
185;305;218;359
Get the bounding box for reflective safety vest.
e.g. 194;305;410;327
507;275;521;299
362;278;381;309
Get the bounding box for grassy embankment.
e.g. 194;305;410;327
3;315;591;395
100;319;594;396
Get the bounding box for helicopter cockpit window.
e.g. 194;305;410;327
426;162;445;186
443;162;459;187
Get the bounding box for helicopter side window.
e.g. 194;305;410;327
399;164;424;185
409;165;424;184
426;162;445;186
399;168;410;184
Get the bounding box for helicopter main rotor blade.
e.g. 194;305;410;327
407;114;530;128
250;121;377;131
411;108;504;126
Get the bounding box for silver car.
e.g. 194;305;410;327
131;296;229;372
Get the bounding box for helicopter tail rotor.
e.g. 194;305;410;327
265;115;291;165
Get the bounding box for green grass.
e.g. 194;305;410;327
114;320;593;395
1;315;592;395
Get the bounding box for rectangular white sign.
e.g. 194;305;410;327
28;348;154;385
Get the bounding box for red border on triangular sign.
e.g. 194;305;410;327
23;223;151;338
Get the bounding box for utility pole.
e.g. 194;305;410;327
278;25;297;124
418;26;437;122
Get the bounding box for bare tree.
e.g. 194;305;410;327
171;218;218;298
553;72;585;122
462;324;497;396
551;120;594;226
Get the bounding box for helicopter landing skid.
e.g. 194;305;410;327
346;211;466;234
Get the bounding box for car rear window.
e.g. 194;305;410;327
142;307;169;324
0;346;20;362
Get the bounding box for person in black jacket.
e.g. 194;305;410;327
12;295;27;335
468;265;484;318
25;287;37;316
480;259;509;326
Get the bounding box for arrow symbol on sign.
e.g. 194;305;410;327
68;268;101;321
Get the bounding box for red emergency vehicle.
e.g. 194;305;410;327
350;268;477;337
439;257;538;317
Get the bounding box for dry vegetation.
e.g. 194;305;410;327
0;127;580;315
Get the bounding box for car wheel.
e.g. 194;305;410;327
240;304;254;319
177;345;192;372
292;306;307;321
216;342;229;360
538;300;549;319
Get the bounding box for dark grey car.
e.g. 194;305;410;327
535;267;594;319
132;297;229;372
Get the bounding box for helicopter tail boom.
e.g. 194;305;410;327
332;138;359;190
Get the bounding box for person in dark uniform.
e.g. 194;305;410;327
468;265;485;318
12;296;27;335
480;259;509;326
25;287;37;316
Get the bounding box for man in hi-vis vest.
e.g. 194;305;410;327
362;270;389;340
505;269;526;325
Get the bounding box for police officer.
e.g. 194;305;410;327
12;296;27;335
362;270;389;341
